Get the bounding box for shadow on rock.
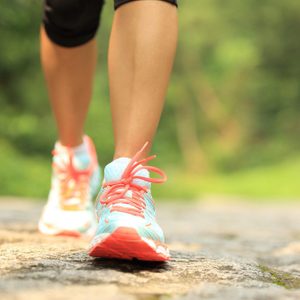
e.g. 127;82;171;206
89;257;171;273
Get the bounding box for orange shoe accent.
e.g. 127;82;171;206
88;227;169;261
56;230;82;238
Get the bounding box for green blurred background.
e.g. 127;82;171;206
0;0;299;200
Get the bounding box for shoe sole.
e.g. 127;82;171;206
88;227;170;261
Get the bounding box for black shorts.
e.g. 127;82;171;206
43;0;178;47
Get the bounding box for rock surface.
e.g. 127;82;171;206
0;197;299;300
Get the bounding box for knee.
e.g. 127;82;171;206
114;0;178;10
43;0;105;47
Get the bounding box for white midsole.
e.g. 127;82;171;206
38;218;96;237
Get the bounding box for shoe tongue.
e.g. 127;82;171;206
72;154;91;170
104;157;150;187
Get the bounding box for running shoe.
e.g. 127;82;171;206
38;135;101;238
88;142;170;261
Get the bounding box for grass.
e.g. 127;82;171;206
154;155;300;200
0;140;300;201
0;140;51;198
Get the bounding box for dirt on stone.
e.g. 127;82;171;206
0;197;299;300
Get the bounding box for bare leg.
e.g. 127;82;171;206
108;1;178;158
40;27;97;147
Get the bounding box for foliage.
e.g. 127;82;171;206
0;0;299;198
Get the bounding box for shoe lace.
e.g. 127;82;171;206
99;142;167;218
52;148;93;209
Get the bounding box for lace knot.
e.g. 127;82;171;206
99;142;167;218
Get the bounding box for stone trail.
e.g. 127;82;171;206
0;198;299;299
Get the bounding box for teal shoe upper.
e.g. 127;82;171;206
95;188;165;243
93;146;167;244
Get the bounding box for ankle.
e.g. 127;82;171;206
114;143;151;160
